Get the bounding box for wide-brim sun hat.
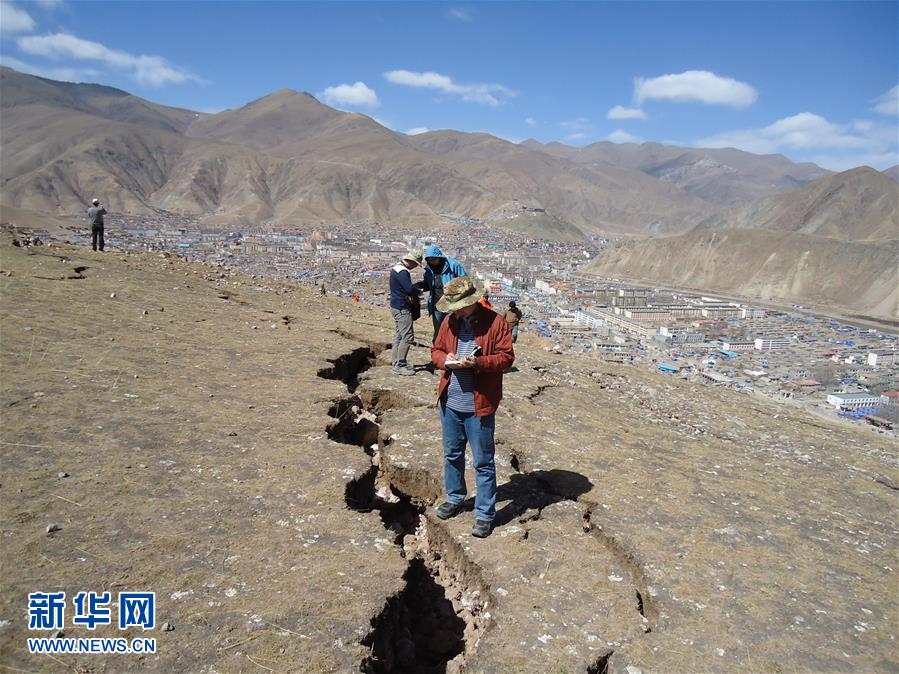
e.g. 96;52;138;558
402;250;423;266
436;276;486;313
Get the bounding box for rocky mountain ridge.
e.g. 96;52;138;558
0;66;841;238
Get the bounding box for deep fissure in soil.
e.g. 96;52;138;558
361;558;466;674
318;346;482;673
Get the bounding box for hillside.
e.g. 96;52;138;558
588;228;899;319
0;67;201;134
1;229;896;672
586;167;899;319
0;66;836;237
523;139;830;206
696;166;899;241
184;91;716;234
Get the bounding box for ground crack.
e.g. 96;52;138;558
318;347;490;673
526;383;558;403
582;508;656;632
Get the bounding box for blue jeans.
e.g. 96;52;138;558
439;401;497;522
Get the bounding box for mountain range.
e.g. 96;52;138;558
587;167;898;320
0;66;841;238
1;66;896;317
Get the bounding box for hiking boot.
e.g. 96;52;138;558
392;363;415;376
435;501;464;520
471;519;493;538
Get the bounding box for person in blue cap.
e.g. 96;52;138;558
420;244;466;342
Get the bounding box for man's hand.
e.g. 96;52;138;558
448;354;476;369
445;353;476;369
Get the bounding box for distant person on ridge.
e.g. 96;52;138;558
421;244;466;342
504;301;523;343
431;276;515;538
389;250;423;376
87;198;107;252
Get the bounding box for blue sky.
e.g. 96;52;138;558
1;1;897;170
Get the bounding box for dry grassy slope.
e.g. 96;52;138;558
524;139;831;206
0;232;896;673
0;204;81;239
366;347;898;673
696;167;899;242
0;66;201;134
0;234;409;672
588;229;899;320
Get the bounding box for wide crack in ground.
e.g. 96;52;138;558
319;343;489;673
321;343;656;672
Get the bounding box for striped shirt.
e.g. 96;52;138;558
446;317;477;413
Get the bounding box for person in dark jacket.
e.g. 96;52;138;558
87;198;107;252
431;276;514;538
420;244;466;342
504;301;523;343
389;250;423;375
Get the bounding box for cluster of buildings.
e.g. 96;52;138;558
66;213;896;434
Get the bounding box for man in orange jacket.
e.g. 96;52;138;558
431;276;515;538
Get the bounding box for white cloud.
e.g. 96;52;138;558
405;127;430;135
448;7;472;21
607;105;646;120
318;81;379;109
698;112;874;153
566;132;589;142
607;129;642;144
1;2;35;33
635;70;757;109
383;69;514;107
0;54;98;81
695;111;898;170
525;117;537;126
16;32;204;86
560;117;591;132
872;85;898;116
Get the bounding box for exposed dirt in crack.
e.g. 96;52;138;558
526;383;558;403
319;344;491;673
361;557;466;673
321;343;654;670
582;508;656;630
498;436;657;640
586;649;613;674
358;387;431;416
873;475;899;491
318;345;379;393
